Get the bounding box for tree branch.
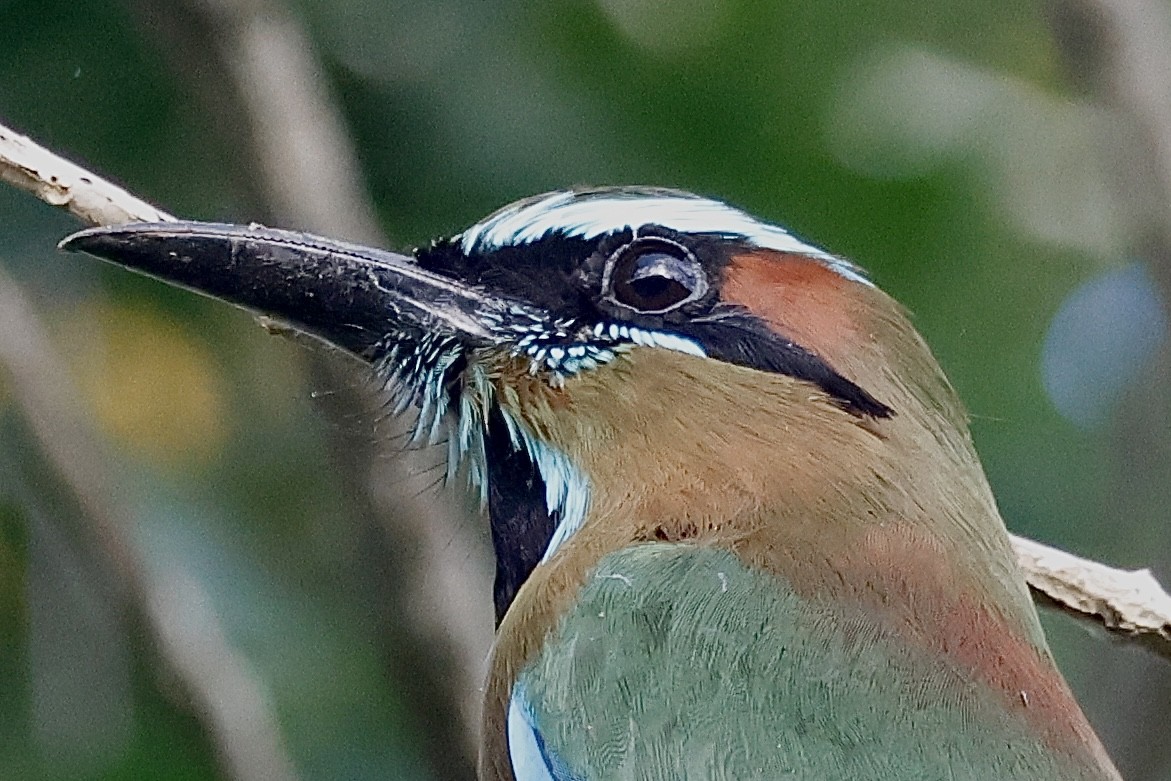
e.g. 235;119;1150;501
0;123;172;224
1012;534;1171;659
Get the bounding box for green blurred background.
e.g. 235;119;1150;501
1;0;1169;779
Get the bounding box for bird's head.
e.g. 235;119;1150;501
60;187;1027;634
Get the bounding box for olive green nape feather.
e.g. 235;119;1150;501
515;543;1107;781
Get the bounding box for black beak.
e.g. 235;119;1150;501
60;222;496;361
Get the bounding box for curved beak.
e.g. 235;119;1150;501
59;222;495;361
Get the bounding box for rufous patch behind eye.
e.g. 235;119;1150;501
721;250;863;371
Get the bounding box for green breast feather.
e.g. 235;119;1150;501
514;543;1099;780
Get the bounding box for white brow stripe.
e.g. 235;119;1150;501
456;189;871;286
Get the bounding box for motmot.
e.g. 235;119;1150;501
63;187;1121;780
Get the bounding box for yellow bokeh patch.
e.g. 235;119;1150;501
70;303;229;470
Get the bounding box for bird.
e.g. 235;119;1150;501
61;187;1121;780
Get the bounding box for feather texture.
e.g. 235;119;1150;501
509;543;1110;780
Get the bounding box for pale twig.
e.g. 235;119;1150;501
0;122;298;781
0;123;172;224
1013;534;1171;660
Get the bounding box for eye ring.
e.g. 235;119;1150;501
602;237;708;314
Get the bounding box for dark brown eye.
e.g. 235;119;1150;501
604;238;707;313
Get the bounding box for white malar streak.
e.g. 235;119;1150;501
498;406;592;564
456;187;871;286
450;362;592;563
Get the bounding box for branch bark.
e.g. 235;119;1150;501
0;123;172;224
1013;534;1171;658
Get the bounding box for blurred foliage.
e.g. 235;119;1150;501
1;0;1170;779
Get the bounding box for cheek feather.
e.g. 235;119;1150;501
722;250;868;370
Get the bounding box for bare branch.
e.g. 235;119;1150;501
1013;534;1171;661
0;123;173;224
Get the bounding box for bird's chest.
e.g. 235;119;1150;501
490;543;1097;781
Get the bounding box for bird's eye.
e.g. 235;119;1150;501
604;238;707;314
